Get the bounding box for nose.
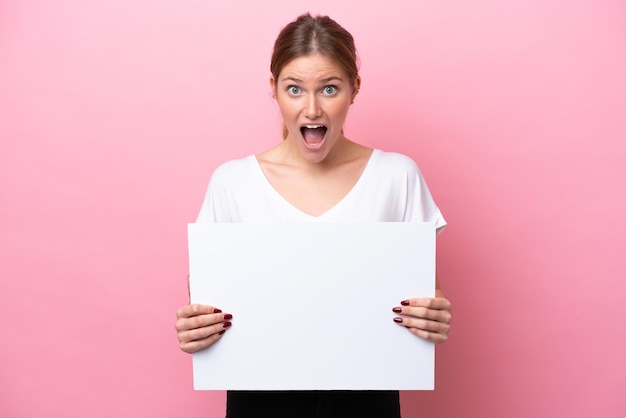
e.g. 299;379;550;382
304;94;322;119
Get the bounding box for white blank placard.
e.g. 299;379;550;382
188;222;436;390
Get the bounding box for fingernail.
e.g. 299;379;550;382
223;313;233;320
393;317;403;323
400;300;410;306
213;308;222;313
392;307;402;313
222;321;232;328
218;330;226;335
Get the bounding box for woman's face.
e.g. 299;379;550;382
271;53;359;164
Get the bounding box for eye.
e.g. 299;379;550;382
322;85;337;95
287;86;302;95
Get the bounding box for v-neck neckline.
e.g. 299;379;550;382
250;149;379;219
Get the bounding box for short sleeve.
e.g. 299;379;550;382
195;180;218;224
404;159;447;235
195;164;233;224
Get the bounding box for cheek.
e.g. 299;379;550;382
329;102;351;122
277;101;298;121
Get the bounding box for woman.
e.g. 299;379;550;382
176;13;452;418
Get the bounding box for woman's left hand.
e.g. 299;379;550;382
392;297;452;344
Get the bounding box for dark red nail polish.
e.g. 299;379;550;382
218;330;226;335
393;317;403;323
400;300;410;306
392;307;402;313
213;308;222;314
223;313;233;320
222;321;232;328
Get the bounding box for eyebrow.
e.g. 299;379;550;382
281;76;344;84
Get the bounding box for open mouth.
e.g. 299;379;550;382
300;125;328;147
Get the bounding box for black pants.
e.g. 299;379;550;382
226;391;401;418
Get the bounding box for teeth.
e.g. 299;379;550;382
303;125;325;129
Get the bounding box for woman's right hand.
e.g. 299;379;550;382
175;304;233;354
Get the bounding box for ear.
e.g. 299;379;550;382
270;76;277;99
351;76;361;103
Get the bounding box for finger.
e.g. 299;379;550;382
178;320;233;344
393;316;450;336
175;312;233;332
176;304;221;319
392;306;451;324
401;298;451;311
407;327;449;344
393;317;450;344
179;330;226;354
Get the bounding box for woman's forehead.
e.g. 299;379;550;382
278;53;347;82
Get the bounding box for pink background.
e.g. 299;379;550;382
1;1;625;417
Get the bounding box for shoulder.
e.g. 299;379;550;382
209;155;256;186
372;149;421;174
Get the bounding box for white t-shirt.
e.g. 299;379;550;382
196;149;446;231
